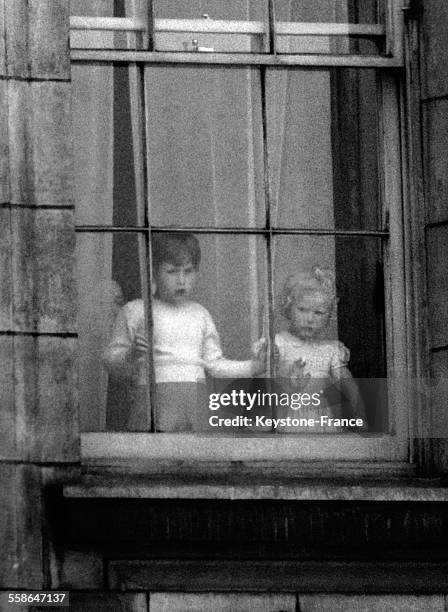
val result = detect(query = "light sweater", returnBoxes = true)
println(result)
[104,298,255,384]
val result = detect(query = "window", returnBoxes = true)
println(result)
[70,0,403,60]
[72,1,411,469]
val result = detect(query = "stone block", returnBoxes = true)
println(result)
[423,100,448,224]
[0,208,12,330]
[0,464,44,588]
[8,208,76,334]
[426,225,448,348]
[422,0,448,99]
[0,336,15,459]
[149,593,295,612]
[4,0,70,80]
[0,80,9,202]
[8,80,73,208]
[14,336,78,463]
[64,592,147,612]
[430,350,448,442]
[299,594,445,612]
[0,0,5,76]
[51,549,104,590]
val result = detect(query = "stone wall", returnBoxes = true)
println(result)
[0,0,79,589]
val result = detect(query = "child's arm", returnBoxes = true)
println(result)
[103,302,146,380]
[202,312,266,377]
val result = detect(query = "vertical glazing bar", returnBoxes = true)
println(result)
[385,0,404,61]
[260,65,277,431]
[246,68,261,345]
[142,65,158,431]
[267,0,277,55]
[129,64,146,229]
[403,8,428,461]
[130,62,157,431]
[127,0,150,50]
[381,72,408,453]
[146,0,155,51]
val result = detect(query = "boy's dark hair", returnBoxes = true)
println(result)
[151,232,201,270]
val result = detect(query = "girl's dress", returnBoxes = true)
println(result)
[274,330,351,433]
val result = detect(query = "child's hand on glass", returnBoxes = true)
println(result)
[112,332,147,381]
[290,358,311,389]
[251,338,268,375]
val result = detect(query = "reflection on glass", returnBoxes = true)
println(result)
[77,232,149,432]
[274,0,384,55]
[273,235,387,432]
[267,68,381,230]
[145,66,265,228]
[72,64,143,227]
[153,0,269,53]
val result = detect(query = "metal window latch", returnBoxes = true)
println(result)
[189,14,214,52]
[191,38,214,52]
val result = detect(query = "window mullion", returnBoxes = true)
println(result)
[267,0,277,56]
[128,62,157,431]
[146,0,155,51]
[260,65,276,410]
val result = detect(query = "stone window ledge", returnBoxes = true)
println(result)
[64,476,448,501]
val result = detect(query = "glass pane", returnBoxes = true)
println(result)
[193,234,266,359]
[273,235,387,433]
[150,233,267,433]
[77,232,150,432]
[154,0,269,53]
[72,64,145,227]
[78,232,267,433]
[145,66,265,228]
[267,68,382,231]
[274,0,385,55]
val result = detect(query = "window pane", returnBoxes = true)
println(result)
[77,232,150,432]
[145,66,265,228]
[273,235,387,432]
[274,0,385,55]
[193,234,266,359]
[267,68,382,231]
[72,64,145,227]
[78,232,267,433]
[154,0,269,53]
[151,233,267,433]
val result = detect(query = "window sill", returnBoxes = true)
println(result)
[80,432,410,471]
[64,475,448,502]
[71,434,448,502]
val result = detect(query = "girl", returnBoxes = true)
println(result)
[275,267,366,432]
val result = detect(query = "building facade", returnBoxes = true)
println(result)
[1,0,448,610]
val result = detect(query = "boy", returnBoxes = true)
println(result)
[104,232,266,431]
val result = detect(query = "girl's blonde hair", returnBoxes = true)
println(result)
[280,267,337,318]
